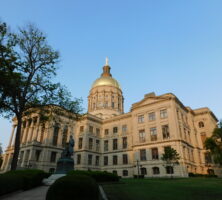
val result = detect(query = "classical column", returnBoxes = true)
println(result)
[37,123,43,143]
[21,121,28,144]
[0,154,6,170]
[27,119,34,142]
[57,125,63,147]
[23,120,31,143]
[32,117,40,141]
[8,125,16,147]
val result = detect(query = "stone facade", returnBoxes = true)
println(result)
[1,61,221,177]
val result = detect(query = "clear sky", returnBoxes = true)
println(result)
[0,0,222,151]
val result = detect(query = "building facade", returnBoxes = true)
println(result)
[1,60,221,177]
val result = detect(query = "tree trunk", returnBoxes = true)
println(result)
[10,115,22,171]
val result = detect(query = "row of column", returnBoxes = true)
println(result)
[8,116,47,147]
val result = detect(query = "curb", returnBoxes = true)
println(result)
[99,185,108,200]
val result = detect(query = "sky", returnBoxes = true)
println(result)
[0,0,222,151]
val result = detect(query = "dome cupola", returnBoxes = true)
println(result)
[88,58,124,119]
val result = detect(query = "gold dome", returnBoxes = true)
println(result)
[92,76,121,90]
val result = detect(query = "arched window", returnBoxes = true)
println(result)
[199,121,204,128]
[123,170,128,177]
[166,166,174,174]
[152,167,160,175]
[141,167,147,175]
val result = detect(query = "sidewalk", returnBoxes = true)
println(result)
[1,186,49,200]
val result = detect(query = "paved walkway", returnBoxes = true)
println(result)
[1,186,49,200]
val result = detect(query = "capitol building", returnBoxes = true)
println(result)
[1,60,221,177]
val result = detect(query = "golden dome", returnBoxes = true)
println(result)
[92,76,121,90]
[91,58,121,90]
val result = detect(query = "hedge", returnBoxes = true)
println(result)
[67,170,120,182]
[46,174,99,200]
[0,169,49,196]
[188,173,218,178]
[0,173,23,196]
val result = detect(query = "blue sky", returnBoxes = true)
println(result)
[0,0,222,151]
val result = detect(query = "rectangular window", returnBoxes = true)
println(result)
[148,112,156,121]
[80,126,84,133]
[89,138,93,150]
[113,155,118,165]
[96,128,100,136]
[95,156,100,166]
[122,125,127,133]
[150,127,157,141]
[162,125,170,139]
[113,127,118,134]
[123,154,128,164]
[89,125,94,134]
[77,154,81,164]
[160,109,168,119]
[35,150,41,161]
[151,148,159,160]
[113,139,118,150]
[50,152,57,163]
[25,150,30,161]
[140,149,146,161]
[112,102,115,108]
[139,129,146,142]
[104,140,109,152]
[104,129,109,136]
[138,115,144,123]
[104,156,108,166]
[78,138,83,149]
[88,154,92,165]
[122,137,127,149]
[96,140,100,151]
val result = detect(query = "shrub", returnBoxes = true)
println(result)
[188,173,195,177]
[133,175,144,179]
[188,173,218,178]
[0,173,23,196]
[46,174,99,200]
[5,169,48,190]
[67,170,119,182]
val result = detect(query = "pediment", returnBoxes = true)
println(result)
[131,93,174,110]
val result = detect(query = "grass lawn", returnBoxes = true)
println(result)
[102,178,222,200]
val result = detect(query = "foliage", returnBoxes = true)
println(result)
[0,173,23,196]
[188,173,218,178]
[67,170,120,182]
[205,121,222,165]
[0,21,82,170]
[5,169,49,190]
[46,174,99,200]
[0,169,48,196]
[161,147,180,165]
[161,147,180,177]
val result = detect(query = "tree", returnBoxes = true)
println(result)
[0,22,82,170]
[161,146,180,178]
[205,121,222,165]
